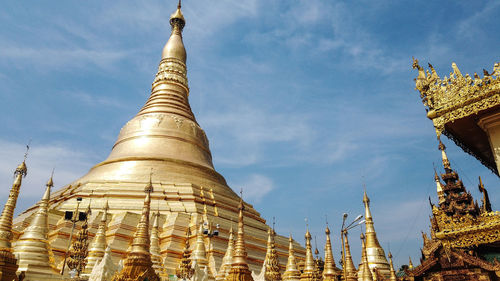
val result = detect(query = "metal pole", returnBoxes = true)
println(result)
[341,229,346,281]
[60,198,81,275]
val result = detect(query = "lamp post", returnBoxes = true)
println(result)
[340,213,365,281]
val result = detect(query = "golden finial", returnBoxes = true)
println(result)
[388,252,397,281]
[478,176,492,213]
[434,168,445,204]
[162,0,186,62]
[14,174,59,277]
[408,257,414,270]
[438,137,451,170]
[283,234,300,281]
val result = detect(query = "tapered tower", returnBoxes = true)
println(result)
[362,191,390,277]
[225,197,253,281]
[0,161,27,281]
[112,180,159,281]
[14,176,59,279]
[84,200,109,275]
[342,231,357,281]
[14,1,304,272]
[322,226,340,281]
[282,235,300,281]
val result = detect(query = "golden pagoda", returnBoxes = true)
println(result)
[13,1,303,274]
[264,228,281,281]
[84,200,109,275]
[342,231,357,281]
[322,226,341,281]
[282,235,300,281]
[176,228,195,281]
[299,229,320,281]
[357,234,373,281]
[224,197,253,281]
[13,176,60,280]
[412,59,500,174]
[387,252,396,281]
[0,161,27,281]
[362,191,390,278]
[112,179,159,281]
[216,227,235,281]
[150,212,166,278]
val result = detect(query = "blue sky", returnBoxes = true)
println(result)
[1,0,499,269]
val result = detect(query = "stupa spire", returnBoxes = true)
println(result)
[434,170,445,205]
[387,252,397,281]
[362,190,390,277]
[263,227,281,281]
[150,212,164,276]
[438,138,451,171]
[225,194,253,281]
[358,234,373,281]
[0,160,27,281]
[435,139,478,217]
[216,227,235,281]
[0,161,27,251]
[112,178,159,281]
[282,234,300,281]
[176,228,195,280]
[342,231,357,281]
[192,222,209,267]
[300,227,319,281]
[323,225,340,281]
[15,175,59,277]
[85,200,109,274]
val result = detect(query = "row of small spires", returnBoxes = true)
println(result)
[0,136,467,280]
[0,158,403,281]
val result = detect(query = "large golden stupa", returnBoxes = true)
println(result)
[13,2,303,276]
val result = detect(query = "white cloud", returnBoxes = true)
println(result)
[230,174,274,203]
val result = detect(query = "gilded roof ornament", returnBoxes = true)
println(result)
[412,58,500,135]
